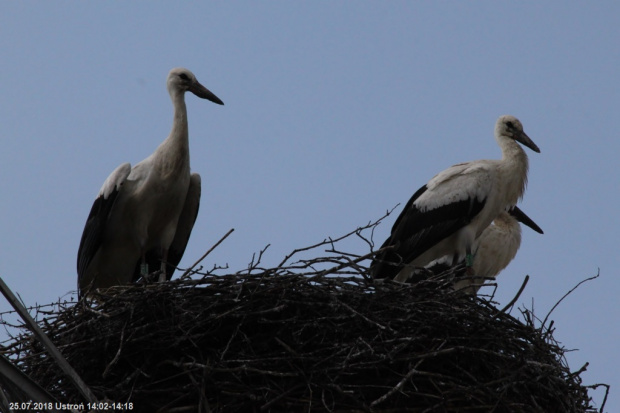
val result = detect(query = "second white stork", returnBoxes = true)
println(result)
[370,115,540,281]
[77,67,224,296]
[420,206,543,293]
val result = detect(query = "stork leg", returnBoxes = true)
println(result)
[451,253,460,266]
[158,249,168,282]
[140,252,149,277]
[465,245,475,276]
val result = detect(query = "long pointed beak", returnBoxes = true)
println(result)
[509,206,544,234]
[515,131,540,153]
[190,81,224,105]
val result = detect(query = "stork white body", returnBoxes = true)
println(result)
[424,206,543,293]
[371,115,540,281]
[77,68,224,295]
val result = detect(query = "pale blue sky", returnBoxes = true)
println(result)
[0,2,617,409]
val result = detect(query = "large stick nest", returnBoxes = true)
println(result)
[1,221,606,412]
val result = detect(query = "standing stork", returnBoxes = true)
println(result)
[77,67,224,295]
[421,206,543,293]
[370,115,540,281]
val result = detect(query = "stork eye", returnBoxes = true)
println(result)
[179,73,190,80]
[506,121,514,129]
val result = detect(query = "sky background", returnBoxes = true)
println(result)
[0,2,617,410]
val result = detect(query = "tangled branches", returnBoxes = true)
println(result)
[0,217,607,412]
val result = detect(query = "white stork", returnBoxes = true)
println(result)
[421,206,543,293]
[77,67,223,295]
[370,115,540,281]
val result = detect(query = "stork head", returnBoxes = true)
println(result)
[495,115,540,153]
[167,67,224,105]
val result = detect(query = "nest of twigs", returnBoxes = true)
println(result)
[0,220,607,412]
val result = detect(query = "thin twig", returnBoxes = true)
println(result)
[277,211,394,268]
[498,275,530,314]
[308,245,393,281]
[103,321,127,378]
[371,357,425,407]
[181,228,235,279]
[541,270,600,329]
[586,383,610,413]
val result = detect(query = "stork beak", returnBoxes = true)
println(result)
[514,131,540,153]
[508,206,544,234]
[190,82,224,105]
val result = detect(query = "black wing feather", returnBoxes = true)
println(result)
[371,184,485,279]
[76,189,122,284]
[164,196,200,279]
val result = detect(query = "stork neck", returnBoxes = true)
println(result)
[153,89,191,177]
[498,138,529,205]
[169,90,189,147]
